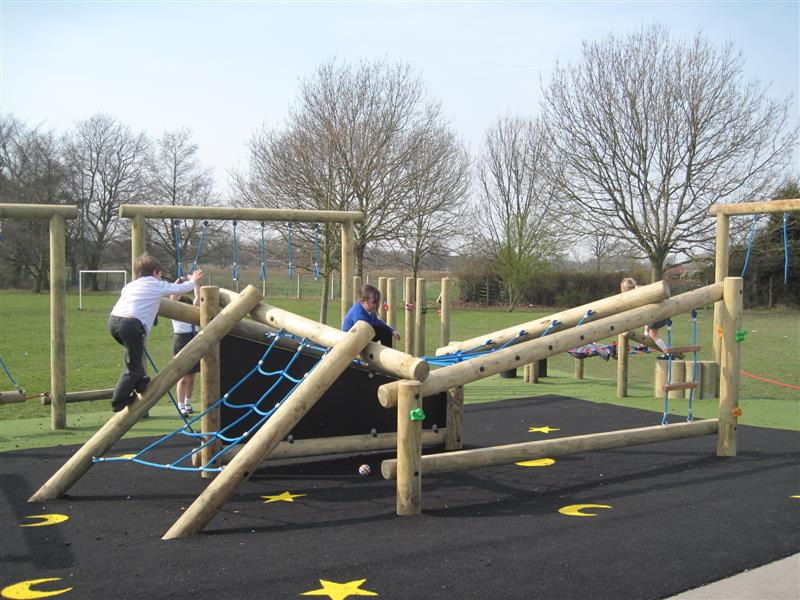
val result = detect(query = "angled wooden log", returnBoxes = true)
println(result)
[436,280,670,356]
[28,285,264,502]
[162,320,375,539]
[215,288,429,382]
[379,283,723,408]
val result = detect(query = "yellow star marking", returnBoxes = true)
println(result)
[301,579,377,600]
[261,491,307,503]
[558,503,612,517]
[528,426,560,433]
[1,578,73,599]
[515,458,556,467]
[20,514,69,527]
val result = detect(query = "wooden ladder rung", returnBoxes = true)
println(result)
[666,345,701,355]
[664,382,699,392]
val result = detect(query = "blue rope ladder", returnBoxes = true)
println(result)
[660,312,699,425]
[94,331,328,473]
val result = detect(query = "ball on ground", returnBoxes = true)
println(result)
[358,464,371,477]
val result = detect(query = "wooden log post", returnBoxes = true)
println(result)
[28,286,264,503]
[654,360,668,397]
[200,286,221,478]
[386,277,397,331]
[616,333,629,398]
[49,214,67,430]
[573,357,584,380]
[352,276,362,306]
[414,278,426,357]
[404,277,415,357]
[699,360,720,399]
[382,420,719,479]
[341,220,355,325]
[668,361,687,400]
[162,320,376,539]
[380,283,724,408]
[213,289,429,381]
[396,381,423,516]
[440,277,451,348]
[717,277,743,457]
[378,276,388,321]
[445,385,464,450]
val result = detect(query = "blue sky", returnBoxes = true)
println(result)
[2,1,798,192]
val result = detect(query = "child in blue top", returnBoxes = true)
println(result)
[342,284,400,347]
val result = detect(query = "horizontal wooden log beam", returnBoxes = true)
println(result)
[709,199,800,215]
[216,289,429,381]
[666,346,701,355]
[664,382,699,392]
[119,204,364,223]
[218,429,447,463]
[0,390,26,404]
[40,389,115,405]
[0,204,78,219]
[379,283,724,408]
[437,281,670,356]
[381,419,719,479]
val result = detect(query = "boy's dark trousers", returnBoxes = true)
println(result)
[108,315,148,410]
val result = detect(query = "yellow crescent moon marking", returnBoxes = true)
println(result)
[558,503,612,517]
[1,578,73,599]
[792,495,800,499]
[20,514,69,528]
[515,458,556,467]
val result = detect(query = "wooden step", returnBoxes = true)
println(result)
[665,345,701,355]
[664,382,699,392]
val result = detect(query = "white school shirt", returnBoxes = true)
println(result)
[172,319,196,334]
[110,276,195,335]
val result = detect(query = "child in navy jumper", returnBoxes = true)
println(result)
[342,284,400,347]
[108,255,203,412]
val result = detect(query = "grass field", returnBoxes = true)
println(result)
[1,288,798,452]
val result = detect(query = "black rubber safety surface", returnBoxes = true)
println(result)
[2,395,798,600]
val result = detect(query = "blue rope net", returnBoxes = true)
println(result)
[93,331,327,473]
[0,356,24,392]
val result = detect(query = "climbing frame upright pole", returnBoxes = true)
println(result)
[341,219,355,324]
[200,286,221,477]
[712,213,729,364]
[396,380,423,516]
[49,214,67,430]
[717,277,743,457]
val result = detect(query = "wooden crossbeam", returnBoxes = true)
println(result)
[666,345,702,355]
[664,382,699,392]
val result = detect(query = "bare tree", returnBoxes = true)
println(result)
[397,127,471,278]
[62,114,150,287]
[542,25,797,281]
[233,58,453,321]
[0,116,69,291]
[477,115,567,310]
[146,128,218,277]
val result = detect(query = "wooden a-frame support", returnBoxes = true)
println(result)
[162,320,376,539]
[28,286,264,503]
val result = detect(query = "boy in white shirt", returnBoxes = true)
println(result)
[108,255,203,412]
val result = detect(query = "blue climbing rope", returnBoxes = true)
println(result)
[94,331,328,473]
[142,347,194,431]
[189,220,208,273]
[0,356,24,392]
[259,221,267,283]
[577,309,595,326]
[661,319,674,426]
[287,223,294,279]
[313,223,321,280]
[231,220,239,282]
[686,310,698,423]
[783,213,790,284]
[741,214,759,277]
[174,220,184,278]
